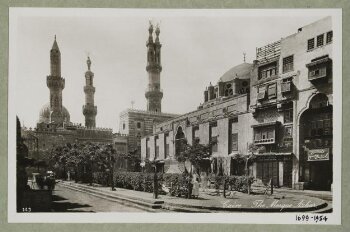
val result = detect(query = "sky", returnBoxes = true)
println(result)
[10,8,329,132]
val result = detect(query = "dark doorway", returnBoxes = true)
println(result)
[230,158,245,176]
[299,93,333,191]
[175,126,186,157]
[257,161,279,187]
[308,161,332,190]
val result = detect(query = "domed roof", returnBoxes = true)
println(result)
[39,103,70,124]
[218,62,253,82]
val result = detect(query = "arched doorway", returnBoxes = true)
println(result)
[299,93,333,191]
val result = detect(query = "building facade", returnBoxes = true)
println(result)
[141,62,254,176]
[141,17,333,191]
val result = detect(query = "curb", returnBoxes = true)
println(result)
[57,182,163,212]
[58,181,330,213]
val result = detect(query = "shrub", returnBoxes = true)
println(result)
[212,175,254,193]
[112,171,163,193]
[163,173,190,197]
[94,171,252,195]
[92,172,109,186]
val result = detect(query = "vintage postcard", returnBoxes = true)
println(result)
[8,8,342,224]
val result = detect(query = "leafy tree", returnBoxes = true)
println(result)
[176,138,215,174]
[229,143,259,194]
[99,144,116,189]
[16,116,31,211]
[49,142,118,189]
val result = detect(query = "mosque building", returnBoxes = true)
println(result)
[22,37,113,161]
[141,17,333,191]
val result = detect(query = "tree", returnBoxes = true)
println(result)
[99,144,116,190]
[49,142,118,189]
[177,138,214,174]
[230,143,259,194]
[16,116,30,211]
[175,139,216,199]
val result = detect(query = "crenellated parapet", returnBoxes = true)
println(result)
[76,126,113,140]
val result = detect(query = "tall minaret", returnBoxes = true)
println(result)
[82,56,97,128]
[47,36,65,124]
[145,22,163,112]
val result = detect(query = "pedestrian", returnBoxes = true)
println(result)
[192,178,200,199]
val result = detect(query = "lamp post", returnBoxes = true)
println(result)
[153,162,158,199]
[107,147,116,191]
[110,154,116,191]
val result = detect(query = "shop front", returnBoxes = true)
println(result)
[299,93,333,191]
[254,154,293,188]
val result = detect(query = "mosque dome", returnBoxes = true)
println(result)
[38,103,70,124]
[218,62,253,82]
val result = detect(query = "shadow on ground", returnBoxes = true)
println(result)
[51,192,94,212]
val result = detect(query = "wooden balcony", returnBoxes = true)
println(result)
[281,81,292,93]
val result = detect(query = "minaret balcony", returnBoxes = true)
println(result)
[146,63,162,72]
[145,89,163,99]
[83,105,97,116]
[146,87,163,93]
[84,86,96,94]
[47,76,65,89]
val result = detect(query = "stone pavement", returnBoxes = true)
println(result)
[58,181,330,213]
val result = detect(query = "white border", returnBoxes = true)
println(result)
[8,8,342,224]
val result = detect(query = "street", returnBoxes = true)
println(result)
[52,184,147,212]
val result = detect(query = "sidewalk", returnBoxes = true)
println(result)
[272,188,332,201]
[58,181,330,212]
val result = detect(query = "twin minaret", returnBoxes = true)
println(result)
[83,56,97,128]
[48,22,161,127]
[47,36,65,125]
[145,22,163,113]
[47,37,97,128]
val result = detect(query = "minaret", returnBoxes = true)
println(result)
[145,22,163,112]
[47,36,65,125]
[82,56,97,128]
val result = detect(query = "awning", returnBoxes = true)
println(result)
[255,152,292,160]
[256,152,292,156]
[251,121,280,128]
[306,57,331,68]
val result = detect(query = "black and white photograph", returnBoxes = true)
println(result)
[8,8,342,224]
